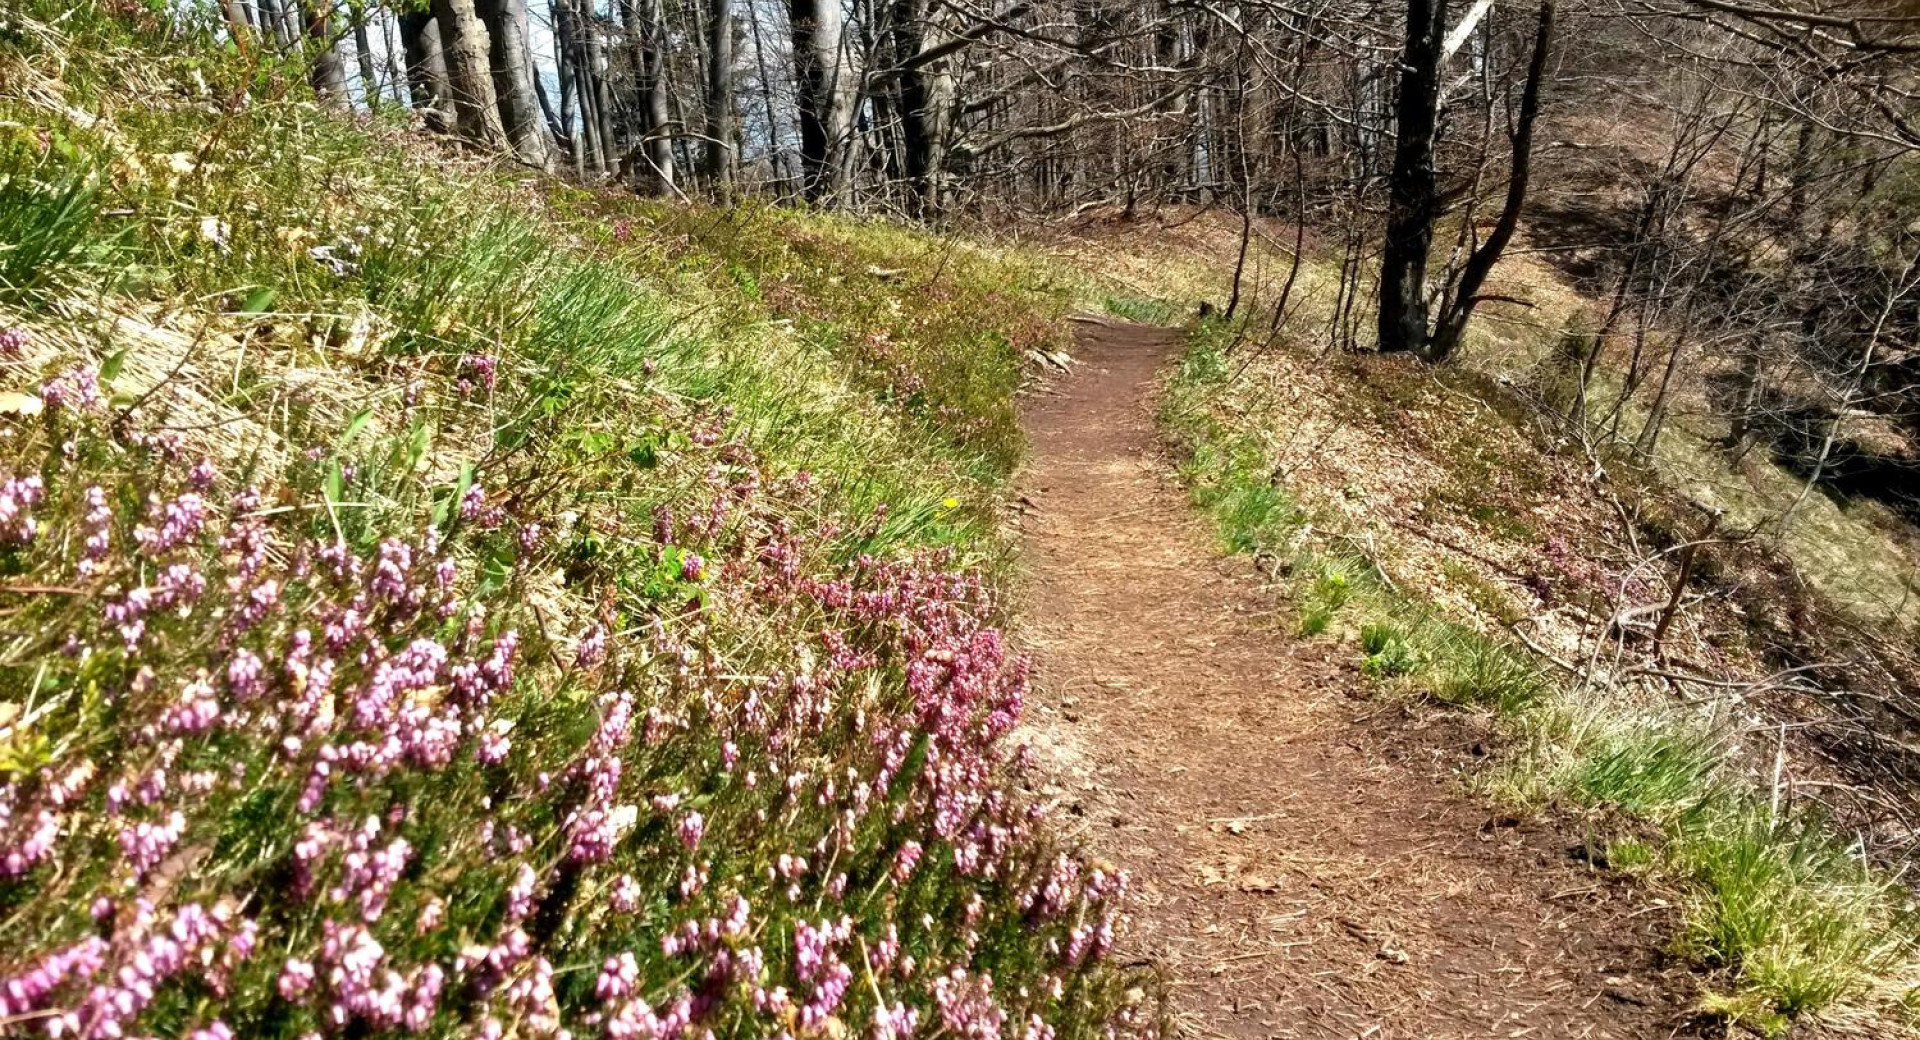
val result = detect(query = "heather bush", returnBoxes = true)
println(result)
[0,374,1147,1040]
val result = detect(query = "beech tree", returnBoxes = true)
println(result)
[476,0,552,169]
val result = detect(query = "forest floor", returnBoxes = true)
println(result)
[1016,318,1705,1039]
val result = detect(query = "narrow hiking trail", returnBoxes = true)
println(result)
[1016,320,1700,1040]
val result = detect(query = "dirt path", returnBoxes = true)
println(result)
[1016,319,1699,1040]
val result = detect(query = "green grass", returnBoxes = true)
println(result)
[1101,294,1178,324]
[1359,621,1421,678]
[0,147,110,306]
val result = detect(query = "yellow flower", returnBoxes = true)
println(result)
[942,497,959,509]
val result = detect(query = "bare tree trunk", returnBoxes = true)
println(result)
[222,0,253,44]
[624,0,676,193]
[788,0,856,203]
[351,5,381,109]
[432,0,510,150]
[258,0,294,49]
[301,0,350,103]
[476,0,555,168]
[588,6,618,174]
[705,0,735,188]
[1377,0,1445,354]
[398,10,455,132]
[1427,0,1557,362]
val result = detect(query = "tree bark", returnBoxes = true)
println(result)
[1427,0,1557,362]
[431,0,510,150]
[398,10,455,132]
[476,0,555,168]
[222,0,253,44]
[890,0,957,216]
[623,0,677,193]
[301,0,350,103]
[788,0,857,203]
[1376,0,1446,354]
[705,0,735,187]
[351,5,381,108]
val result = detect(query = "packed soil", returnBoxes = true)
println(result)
[1014,319,1705,1040]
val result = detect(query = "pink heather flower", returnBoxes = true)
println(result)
[458,483,487,522]
[278,957,316,999]
[162,677,221,734]
[892,841,923,883]
[680,552,705,582]
[610,874,642,914]
[875,1002,921,1040]
[406,963,444,1032]
[119,810,187,874]
[722,895,750,939]
[573,624,607,669]
[417,898,445,936]
[0,937,106,1019]
[596,952,639,1001]
[0,475,44,544]
[458,354,498,394]
[134,491,209,554]
[188,458,220,490]
[505,862,539,920]
[676,811,704,851]
[678,863,707,899]
[0,327,26,358]
[785,916,856,1029]
[1,809,59,876]
[371,538,418,606]
[933,969,1006,1040]
[565,803,637,863]
[41,364,101,411]
[154,561,208,612]
[79,485,111,574]
[476,726,512,764]
[105,586,153,646]
[227,649,266,699]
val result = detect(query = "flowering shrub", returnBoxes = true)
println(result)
[0,344,1158,1039]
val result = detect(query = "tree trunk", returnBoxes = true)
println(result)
[788,0,856,203]
[222,0,253,44]
[431,0,510,150]
[705,0,735,187]
[623,0,676,193]
[476,0,554,168]
[352,6,381,108]
[1427,0,1556,362]
[301,0,350,103]
[1376,0,1445,354]
[258,0,293,49]
[588,6,618,174]
[398,10,455,132]
[890,0,958,216]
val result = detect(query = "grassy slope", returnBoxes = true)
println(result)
[0,6,1161,1040]
[1060,209,1920,1034]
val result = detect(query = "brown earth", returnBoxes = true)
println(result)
[1015,318,1706,1040]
